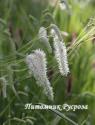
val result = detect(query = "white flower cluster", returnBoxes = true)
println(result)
[50,24,70,76]
[26,49,54,101]
[59,0,67,10]
[0,77,7,98]
[38,27,52,53]
[53,37,69,76]
[26,24,70,100]
[50,24,63,41]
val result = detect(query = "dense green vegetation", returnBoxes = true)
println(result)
[0,0,95,125]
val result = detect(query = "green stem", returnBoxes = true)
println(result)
[50,109,78,125]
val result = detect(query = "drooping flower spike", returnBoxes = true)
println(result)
[50,24,63,41]
[53,36,70,76]
[26,49,54,100]
[50,24,70,76]
[38,27,52,53]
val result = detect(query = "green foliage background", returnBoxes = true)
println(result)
[0,0,95,125]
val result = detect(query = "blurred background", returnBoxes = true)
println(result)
[0,0,95,125]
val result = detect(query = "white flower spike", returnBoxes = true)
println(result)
[38,27,52,53]
[50,24,70,76]
[50,24,63,41]
[59,0,67,10]
[26,49,54,100]
[53,37,70,76]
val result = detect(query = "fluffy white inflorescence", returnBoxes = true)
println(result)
[0,77,7,98]
[53,37,69,76]
[50,24,63,41]
[50,24,70,76]
[59,0,67,10]
[38,27,52,53]
[26,49,54,100]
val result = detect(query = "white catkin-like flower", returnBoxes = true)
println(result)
[53,37,69,76]
[50,24,63,41]
[0,77,7,98]
[26,49,54,100]
[38,27,52,53]
[50,24,70,76]
[59,0,66,10]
